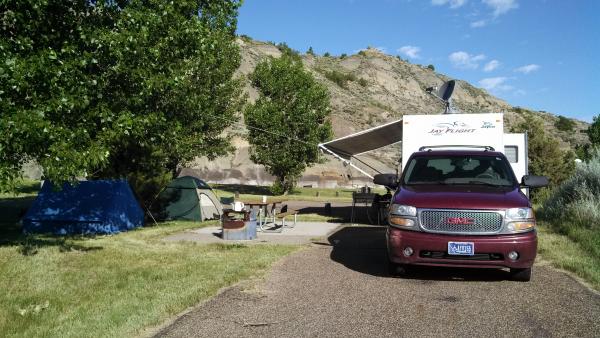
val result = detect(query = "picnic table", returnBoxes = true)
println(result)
[237,199,287,232]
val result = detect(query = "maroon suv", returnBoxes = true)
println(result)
[375,150,548,281]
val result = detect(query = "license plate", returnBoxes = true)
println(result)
[448,242,474,256]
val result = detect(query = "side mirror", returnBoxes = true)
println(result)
[373,173,399,190]
[521,175,549,188]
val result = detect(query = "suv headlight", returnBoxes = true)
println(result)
[389,204,417,229]
[506,207,534,220]
[390,204,417,217]
[505,207,535,233]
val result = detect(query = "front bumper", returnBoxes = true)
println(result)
[387,227,537,269]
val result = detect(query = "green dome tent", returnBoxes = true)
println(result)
[154,176,222,221]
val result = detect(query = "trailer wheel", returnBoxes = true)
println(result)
[510,267,532,282]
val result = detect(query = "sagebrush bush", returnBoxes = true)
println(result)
[555,115,576,132]
[323,70,357,89]
[542,149,600,230]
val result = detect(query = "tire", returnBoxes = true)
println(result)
[510,267,532,282]
[388,259,410,277]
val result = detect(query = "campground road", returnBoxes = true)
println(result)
[156,226,600,337]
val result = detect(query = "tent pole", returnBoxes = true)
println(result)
[319,145,374,179]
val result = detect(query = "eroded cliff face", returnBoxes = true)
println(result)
[186,38,588,188]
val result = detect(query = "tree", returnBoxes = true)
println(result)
[245,55,332,194]
[306,46,315,55]
[512,115,575,200]
[0,0,244,196]
[427,64,435,71]
[586,114,600,146]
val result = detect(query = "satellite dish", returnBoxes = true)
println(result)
[427,80,456,114]
[437,80,455,102]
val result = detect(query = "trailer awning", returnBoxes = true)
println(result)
[319,119,403,159]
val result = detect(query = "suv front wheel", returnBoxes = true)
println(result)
[388,258,411,277]
[510,267,532,282]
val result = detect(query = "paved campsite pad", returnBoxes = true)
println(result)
[163,222,343,245]
[157,225,600,337]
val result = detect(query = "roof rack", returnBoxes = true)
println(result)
[418,145,495,152]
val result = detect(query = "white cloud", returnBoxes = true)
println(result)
[514,89,527,96]
[479,77,513,91]
[515,64,540,74]
[398,45,421,59]
[431,0,467,9]
[448,51,486,69]
[483,59,500,72]
[470,20,487,28]
[483,0,519,17]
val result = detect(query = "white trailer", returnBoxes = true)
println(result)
[401,113,528,183]
[319,112,528,187]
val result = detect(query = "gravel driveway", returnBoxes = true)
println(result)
[156,225,600,337]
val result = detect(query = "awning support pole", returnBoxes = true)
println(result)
[318,144,374,179]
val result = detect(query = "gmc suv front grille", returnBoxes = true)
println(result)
[419,210,503,234]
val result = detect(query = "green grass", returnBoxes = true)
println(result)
[537,223,600,291]
[0,182,299,337]
[213,184,384,203]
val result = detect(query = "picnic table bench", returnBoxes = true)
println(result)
[274,208,299,228]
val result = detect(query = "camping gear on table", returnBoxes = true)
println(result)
[153,176,222,222]
[23,180,144,235]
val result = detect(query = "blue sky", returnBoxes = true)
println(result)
[237,0,599,122]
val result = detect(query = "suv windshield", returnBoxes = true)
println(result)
[403,154,517,187]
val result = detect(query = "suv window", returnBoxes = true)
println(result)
[403,154,517,187]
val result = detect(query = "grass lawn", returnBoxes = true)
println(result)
[212,184,386,203]
[0,182,299,337]
[537,223,600,291]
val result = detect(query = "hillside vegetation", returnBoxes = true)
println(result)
[178,38,591,187]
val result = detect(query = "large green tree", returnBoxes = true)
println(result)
[512,114,575,200]
[245,54,332,194]
[586,114,600,146]
[0,0,244,195]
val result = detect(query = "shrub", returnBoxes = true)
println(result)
[358,78,368,87]
[276,42,300,59]
[340,53,347,59]
[306,46,315,55]
[555,115,576,132]
[323,70,357,89]
[358,50,366,56]
[323,52,331,57]
[542,148,600,230]
[427,64,435,71]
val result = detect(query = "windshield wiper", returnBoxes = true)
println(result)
[406,180,448,185]
[467,180,508,187]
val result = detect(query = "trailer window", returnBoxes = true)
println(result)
[504,146,518,163]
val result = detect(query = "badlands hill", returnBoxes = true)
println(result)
[189,38,588,188]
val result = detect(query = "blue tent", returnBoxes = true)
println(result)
[23,180,144,235]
